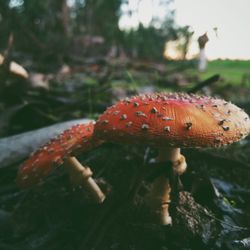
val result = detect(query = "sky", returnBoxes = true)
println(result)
[119,0,171,29]
[119,0,250,60]
[174,0,250,60]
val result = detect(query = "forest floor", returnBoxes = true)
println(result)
[0,57,250,250]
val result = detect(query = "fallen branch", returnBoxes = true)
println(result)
[0,118,93,168]
[188,74,220,94]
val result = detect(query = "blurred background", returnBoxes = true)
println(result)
[1,0,250,136]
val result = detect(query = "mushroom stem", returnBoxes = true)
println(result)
[158,147,187,175]
[145,175,172,225]
[64,156,105,203]
[158,147,181,162]
[148,147,187,225]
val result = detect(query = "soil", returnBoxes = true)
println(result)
[0,142,250,250]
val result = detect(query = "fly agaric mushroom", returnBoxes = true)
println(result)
[94,92,250,224]
[17,123,105,203]
[17,92,250,224]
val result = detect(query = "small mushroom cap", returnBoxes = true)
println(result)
[17,123,101,188]
[95,93,250,148]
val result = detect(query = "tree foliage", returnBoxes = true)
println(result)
[0,0,180,62]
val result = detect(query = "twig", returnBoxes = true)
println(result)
[188,74,220,94]
[3,33,14,59]
[204,210,250,231]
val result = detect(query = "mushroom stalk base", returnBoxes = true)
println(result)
[149,147,187,225]
[65,156,105,203]
[145,176,172,225]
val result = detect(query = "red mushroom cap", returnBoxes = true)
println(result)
[17,122,102,188]
[95,93,250,148]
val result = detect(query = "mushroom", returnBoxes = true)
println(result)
[0,53,29,79]
[94,92,250,224]
[16,92,250,224]
[17,123,105,203]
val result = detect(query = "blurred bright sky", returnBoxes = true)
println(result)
[175,0,250,60]
[119,0,171,28]
[119,0,250,60]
